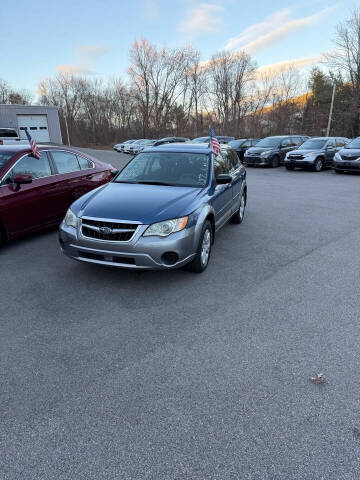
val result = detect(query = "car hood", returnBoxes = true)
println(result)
[340,148,360,156]
[246,146,275,154]
[77,182,204,224]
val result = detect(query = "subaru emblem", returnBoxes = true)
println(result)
[99,226,112,235]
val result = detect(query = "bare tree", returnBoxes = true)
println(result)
[326,7,360,136]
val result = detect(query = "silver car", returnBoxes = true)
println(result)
[59,143,247,273]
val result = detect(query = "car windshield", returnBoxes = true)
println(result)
[255,137,282,148]
[300,139,327,149]
[345,138,360,149]
[229,139,246,148]
[191,137,209,143]
[0,152,15,171]
[115,151,210,187]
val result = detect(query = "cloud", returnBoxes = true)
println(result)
[254,55,324,80]
[56,44,108,75]
[56,64,91,75]
[224,7,334,53]
[179,3,224,35]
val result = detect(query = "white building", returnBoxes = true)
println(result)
[0,104,62,144]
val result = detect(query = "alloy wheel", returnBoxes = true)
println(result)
[200,229,211,267]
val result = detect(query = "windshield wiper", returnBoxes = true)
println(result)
[114,180,140,184]
[136,180,173,186]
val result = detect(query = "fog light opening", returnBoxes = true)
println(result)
[162,252,179,265]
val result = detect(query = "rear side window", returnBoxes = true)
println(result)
[11,152,52,179]
[52,151,80,174]
[77,155,92,169]
[0,129,18,138]
[291,137,302,146]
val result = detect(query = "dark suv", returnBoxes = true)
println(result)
[244,135,308,167]
[229,138,259,161]
[333,137,360,173]
[284,137,349,171]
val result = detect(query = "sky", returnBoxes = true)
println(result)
[0,0,355,95]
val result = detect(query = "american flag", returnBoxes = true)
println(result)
[209,126,220,155]
[24,128,41,159]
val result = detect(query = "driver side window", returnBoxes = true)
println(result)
[281,138,292,147]
[9,152,52,180]
[213,153,229,176]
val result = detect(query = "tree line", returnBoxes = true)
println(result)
[1,8,360,145]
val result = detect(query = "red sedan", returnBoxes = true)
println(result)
[0,145,117,242]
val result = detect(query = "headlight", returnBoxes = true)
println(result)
[64,208,78,228]
[143,216,188,237]
[261,151,272,157]
[304,152,315,157]
[334,152,341,161]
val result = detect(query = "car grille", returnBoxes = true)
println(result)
[81,218,138,242]
[79,251,135,264]
[288,154,304,160]
[340,155,359,161]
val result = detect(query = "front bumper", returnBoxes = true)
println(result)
[59,220,197,270]
[285,158,315,168]
[333,160,360,172]
[244,155,269,166]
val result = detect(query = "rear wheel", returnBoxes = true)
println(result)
[186,221,212,273]
[313,158,323,172]
[230,191,246,224]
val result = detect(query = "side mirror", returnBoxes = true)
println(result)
[216,174,232,184]
[110,169,119,178]
[13,174,32,191]
[327,145,335,150]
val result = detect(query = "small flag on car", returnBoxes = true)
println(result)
[24,128,41,159]
[209,126,220,155]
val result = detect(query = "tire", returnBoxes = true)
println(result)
[230,191,246,224]
[270,155,280,168]
[285,165,294,171]
[185,221,212,273]
[313,158,323,172]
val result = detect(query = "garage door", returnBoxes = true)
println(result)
[17,115,50,142]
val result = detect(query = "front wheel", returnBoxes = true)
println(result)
[230,191,246,224]
[270,156,280,168]
[186,221,212,273]
[313,158,323,172]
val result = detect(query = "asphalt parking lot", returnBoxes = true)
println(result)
[1,149,360,479]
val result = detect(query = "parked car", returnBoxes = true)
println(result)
[153,137,189,146]
[0,145,116,243]
[132,139,158,154]
[0,128,28,145]
[59,142,247,273]
[244,135,309,167]
[284,137,349,171]
[191,136,235,144]
[333,137,360,173]
[116,140,135,152]
[126,139,149,154]
[229,138,259,161]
